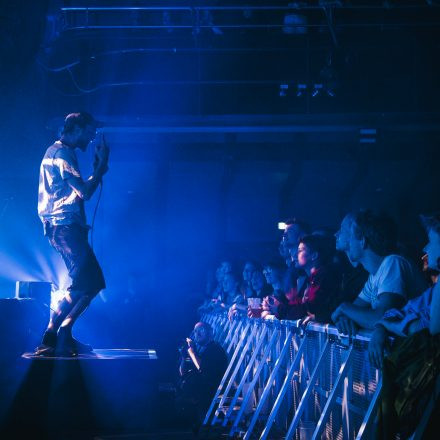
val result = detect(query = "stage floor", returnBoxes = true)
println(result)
[22,348,158,360]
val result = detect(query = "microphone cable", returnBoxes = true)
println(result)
[90,131,107,250]
[90,180,103,250]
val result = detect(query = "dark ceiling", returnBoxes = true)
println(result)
[33,1,439,118]
[0,1,439,161]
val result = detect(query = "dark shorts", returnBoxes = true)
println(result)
[46,223,106,296]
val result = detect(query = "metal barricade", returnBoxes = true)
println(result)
[201,313,381,440]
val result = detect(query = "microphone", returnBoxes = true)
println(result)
[94,132,105,168]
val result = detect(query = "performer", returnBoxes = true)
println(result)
[35,112,110,356]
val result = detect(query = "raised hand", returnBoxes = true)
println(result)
[94,133,110,176]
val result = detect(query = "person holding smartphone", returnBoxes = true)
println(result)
[35,111,110,356]
[177,322,227,432]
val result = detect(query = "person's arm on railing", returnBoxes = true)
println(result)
[334,315,358,336]
[332,297,368,335]
[368,316,408,369]
[332,293,405,330]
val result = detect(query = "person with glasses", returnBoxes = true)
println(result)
[35,111,110,356]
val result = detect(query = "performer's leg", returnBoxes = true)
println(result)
[36,224,105,355]
[59,294,92,332]
[37,290,85,354]
[58,294,95,353]
[47,292,77,332]
[55,238,105,354]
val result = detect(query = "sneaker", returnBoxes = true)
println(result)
[34,344,56,357]
[70,336,93,354]
[55,344,78,357]
[58,327,93,354]
[34,331,57,356]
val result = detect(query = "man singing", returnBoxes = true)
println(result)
[35,112,110,356]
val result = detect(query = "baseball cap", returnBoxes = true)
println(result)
[62,111,104,134]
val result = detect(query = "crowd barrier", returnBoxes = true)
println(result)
[201,313,439,439]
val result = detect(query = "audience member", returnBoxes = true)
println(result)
[262,259,286,299]
[195,211,438,438]
[368,213,440,439]
[279,219,311,266]
[230,264,267,319]
[334,214,370,302]
[198,262,228,312]
[177,321,228,431]
[222,271,242,306]
[279,219,310,299]
[198,266,223,312]
[213,261,231,300]
[422,252,439,285]
[271,234,342,322]
[211,264,226,299]
[331,210,427,334]
[260,260,289,319]
[247,270,272,318]
[241,260,257,299]
[250,269,271,299]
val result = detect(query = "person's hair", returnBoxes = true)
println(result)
[196,322,213,338]
[223,271,239,282]
[350,209,397,256]
[283,217,311,235]
[298,234,334,264]
[420,213,440,235]
[62,112,97,135]
[263,258,286,273]
[242,260,260,271]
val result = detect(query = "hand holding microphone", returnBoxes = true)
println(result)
[94,132,110,177]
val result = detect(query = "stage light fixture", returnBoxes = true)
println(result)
[296,83,307,97]
[282,14,308,35]
[311,83,323,97]
[359,128,377,144]
[15,281,51,303]
[279,84,289,97]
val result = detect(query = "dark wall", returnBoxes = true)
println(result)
[0,2,439,355]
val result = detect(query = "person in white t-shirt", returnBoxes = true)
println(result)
[331,210,427,334]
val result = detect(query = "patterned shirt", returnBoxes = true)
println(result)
[38,141,86,227]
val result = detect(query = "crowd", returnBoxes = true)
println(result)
[195,209,440,438]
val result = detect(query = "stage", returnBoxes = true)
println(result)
[1,348,162,439]
[22,348,158,361]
